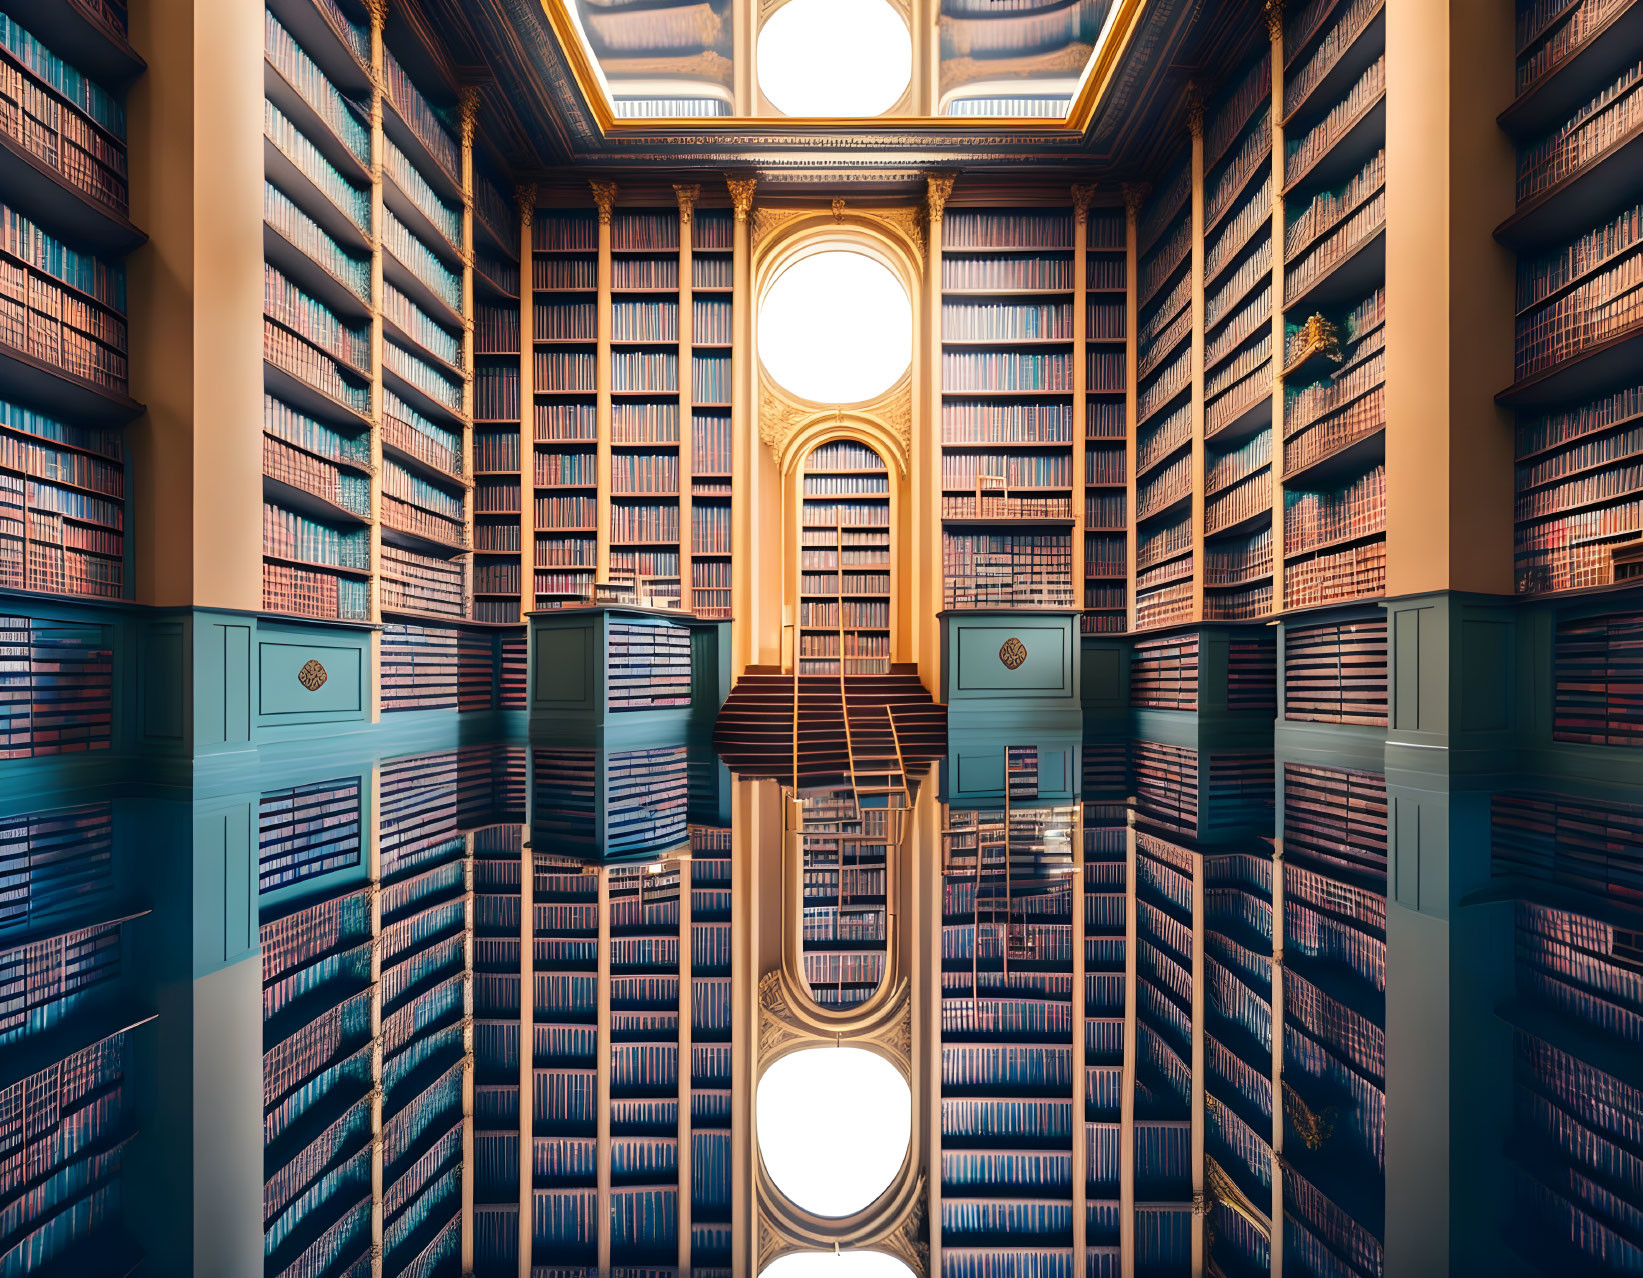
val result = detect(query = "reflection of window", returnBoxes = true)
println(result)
[756,1046,911,1216]
[762,1253,919,1277]
[759,251,911,404]
[757,0,912,117]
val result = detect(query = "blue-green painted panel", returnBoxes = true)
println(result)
[956,751,1007,795]
[948,615,1077,702]
[257,639,364,717]
[534,625,594,709]
[139,620,186,744]
[192,800,257,977]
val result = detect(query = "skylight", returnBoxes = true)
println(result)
[756,1046,911,1217]
[756,0,912,117]
[759,251,912,405]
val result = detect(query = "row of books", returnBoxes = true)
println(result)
[1205,103,1271,231]
[384,209,461,312]
[265,319,369,414]
[0,35,127,213]
[263,501,368,568]
[382,49,459,178]
[263,559,368,620]
[265,9,368,162]
[265,99,368,234]
[1207,175,1272,284]
[265,181,368,301]
[476,430,520,473]
[381,543,467,616]
[1517,60,1643,202]
[944,301,1073,342]
[1285,463,1387,556]
[384,283,461,369]
[384,339,461,413]
[383,138,460,249]
[942,256,1074,292]
[263,436,370,516]
[535,256,598,290]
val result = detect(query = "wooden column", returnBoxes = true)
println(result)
[596,866,614,1273]
[459,89,478,611]
[1072,184,1095,597]
[518,186,537,619]
[677,185,699,612]
[516,829,535,1278]
[1266,5,1288,616]
[726,176,757,672]
[366,767,385,1278]
[1188,98,1208,627]
[1119,818,1139,1278]
[592,180,617,583]
[1070,810,1088,1261]
[924,175,953,671]
[676,850,695,1270]
[1121,186,1144,634]
[366,0,387,630]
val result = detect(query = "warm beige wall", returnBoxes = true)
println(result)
[126,0,263,611]
[1385,0,1517,598]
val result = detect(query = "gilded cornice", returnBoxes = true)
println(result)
[757,368,913,476]
[674,183,700,224]
[751,206,805,251]
[925,174,955,225]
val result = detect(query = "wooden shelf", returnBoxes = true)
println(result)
[1495,120,1643,250]
[1500,0,1643,138]
[0,342,143,426]
[0,130,144,258]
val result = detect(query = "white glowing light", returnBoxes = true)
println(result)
[761,1253,919,1278]
[757,0,912,117]
[756,1046,911,1217]
[759,251,912,404]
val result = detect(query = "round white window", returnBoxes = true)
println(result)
[756,1046,911,1217]
[759,251,912,404]
[762,1253,919,1278]
[757,0,912,117]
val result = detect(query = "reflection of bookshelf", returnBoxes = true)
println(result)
[1279,0,1387,611]
[939,806,1079,1268]
[941,207,1077,612]
[1280,757,1388,1278]
[1084,821,1127,1265]
[689,827,733,1271]
[533,205,600,608]
[799,440,892,675]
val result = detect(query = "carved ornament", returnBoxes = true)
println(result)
[1121,181,1150,220]
[831,197,847,224]
[456,86,480,146]
[1071,183,1096,225]
[589,179,618,224]
[362,0,387,29]
[1265,0,1286,40]
[726,175,758,223]
[674,183,700,224]
[925,174,955,225]
[297,660,329,692]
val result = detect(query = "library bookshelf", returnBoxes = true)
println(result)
[526,182,737,623]
[0,5,144,605]
[1497,0,1643,598]
[260,0,519,645]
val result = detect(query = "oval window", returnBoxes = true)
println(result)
[759,251,911,404]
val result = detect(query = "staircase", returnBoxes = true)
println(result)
[711,665,946,788]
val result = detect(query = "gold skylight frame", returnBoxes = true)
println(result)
[538,0,1150,135]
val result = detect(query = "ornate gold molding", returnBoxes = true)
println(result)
[876,206,926,266]
[514,183,536,229]
[1265,0,1286,40]
[751,205,805,251]
[1072,183,1097,225]
[589,179,618,224]
[456,86,480,147]
[831,197,847,224]
[925,174,955,225]
[674,183,700,225]
[1283,313,1343,375]
[362,0,387,29]
[726,175,757,223]
[757,368,913,477]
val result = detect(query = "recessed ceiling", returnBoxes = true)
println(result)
[552,0,1136,126]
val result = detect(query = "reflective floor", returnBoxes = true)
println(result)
[5,718,1636,1276]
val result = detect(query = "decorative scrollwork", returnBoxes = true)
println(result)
[589,179,618,224]
[726,175,758,223]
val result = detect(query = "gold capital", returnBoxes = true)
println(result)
[1071,183,1096,224]
[362,0,387,28]
[926,173,956,224]
[1265,0,1285,40]
[589,179,618,225]
[726,175,757,222]
[457,86,480,147]
[674,183,700,225]
[514,183,536,229]
[1121,181,1149,220]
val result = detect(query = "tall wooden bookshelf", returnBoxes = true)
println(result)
[1202,50,1277,623]
[0,5,143,603]
[1496,0,1643,596]
[1134,150,1195,631]
[1278,0,1387,611]
[691,207,734,617]
[1085,200,1130,635]
[261,0,518,634]
[939,204,1079,612]
[471,157,524,623]
[799,440,892,676]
